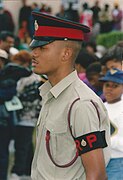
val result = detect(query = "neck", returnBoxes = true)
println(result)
[108,97,121,104]
[48,69,74,87]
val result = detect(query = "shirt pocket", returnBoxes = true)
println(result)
[45,119,75,156]
[45,120,68,134]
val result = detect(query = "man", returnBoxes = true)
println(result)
[0,2,15,33]
[0,31,14,53]
[30,11,110,180]
[91,0,101,25]
[19,0,31,34]
[100,68,123,179]
[0,31,19,60]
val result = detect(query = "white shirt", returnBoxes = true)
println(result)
[104,100,123,158]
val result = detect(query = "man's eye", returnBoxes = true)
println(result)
[30,47,35,51]
[40,46,45,50]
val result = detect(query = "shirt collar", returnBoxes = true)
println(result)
[39,70,78,99]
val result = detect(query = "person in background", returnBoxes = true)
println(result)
[0,49,31,180]
[0,2,15,33]
[29,11,110,180]
[84,62,104,101]
[99,4,113,33]
[18,20,31,45]
[91,0,101,25]
[84,41,97,55]
[79,3,93,41]
[84,40,105,58]
[40,3,49,14]
[9,50,43,180]
[112,2,122,31]
[100,68,123,180]
[0,48,13,180]
[55,4,66,19]
[80,3,93,29]
[64,2,79,22]
[0,31,19,59]
[14,36,30,51]
[90,1,101,40]
[18,0,31,37]
[75,49,99,81]
[0,31,15,57]
[101,41,123,72]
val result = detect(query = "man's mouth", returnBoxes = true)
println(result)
[32,59,38,67]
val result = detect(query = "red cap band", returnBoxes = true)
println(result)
[35,26,84,40]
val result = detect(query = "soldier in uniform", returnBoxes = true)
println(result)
[30,11,110,180]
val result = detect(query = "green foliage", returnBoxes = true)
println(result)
[96,31,123,48]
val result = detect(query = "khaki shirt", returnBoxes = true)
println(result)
[31,71,110,180]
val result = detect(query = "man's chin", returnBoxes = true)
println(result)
[32,68,40,74]
[32,68,45,75]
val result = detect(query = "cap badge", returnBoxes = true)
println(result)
[34,20,39,31]
[81,139,87,147]
[110,69,117,74]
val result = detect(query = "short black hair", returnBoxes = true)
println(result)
[75,49,99,69]
[0,31,14,41]
[101,43,123,65]
[83,3,88,10]
[84,41,97,52]
[86,62,102,80]
[86,62,102,74]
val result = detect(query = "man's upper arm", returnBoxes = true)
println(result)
[72,100,109,179]
[81,148,107,180]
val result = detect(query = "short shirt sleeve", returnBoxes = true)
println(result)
[71,100,107,155]
[73,100,100,137]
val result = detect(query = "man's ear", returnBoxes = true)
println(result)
[62,47,73,62]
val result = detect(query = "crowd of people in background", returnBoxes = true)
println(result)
[0,0,123,45]
[0,0,123,180]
